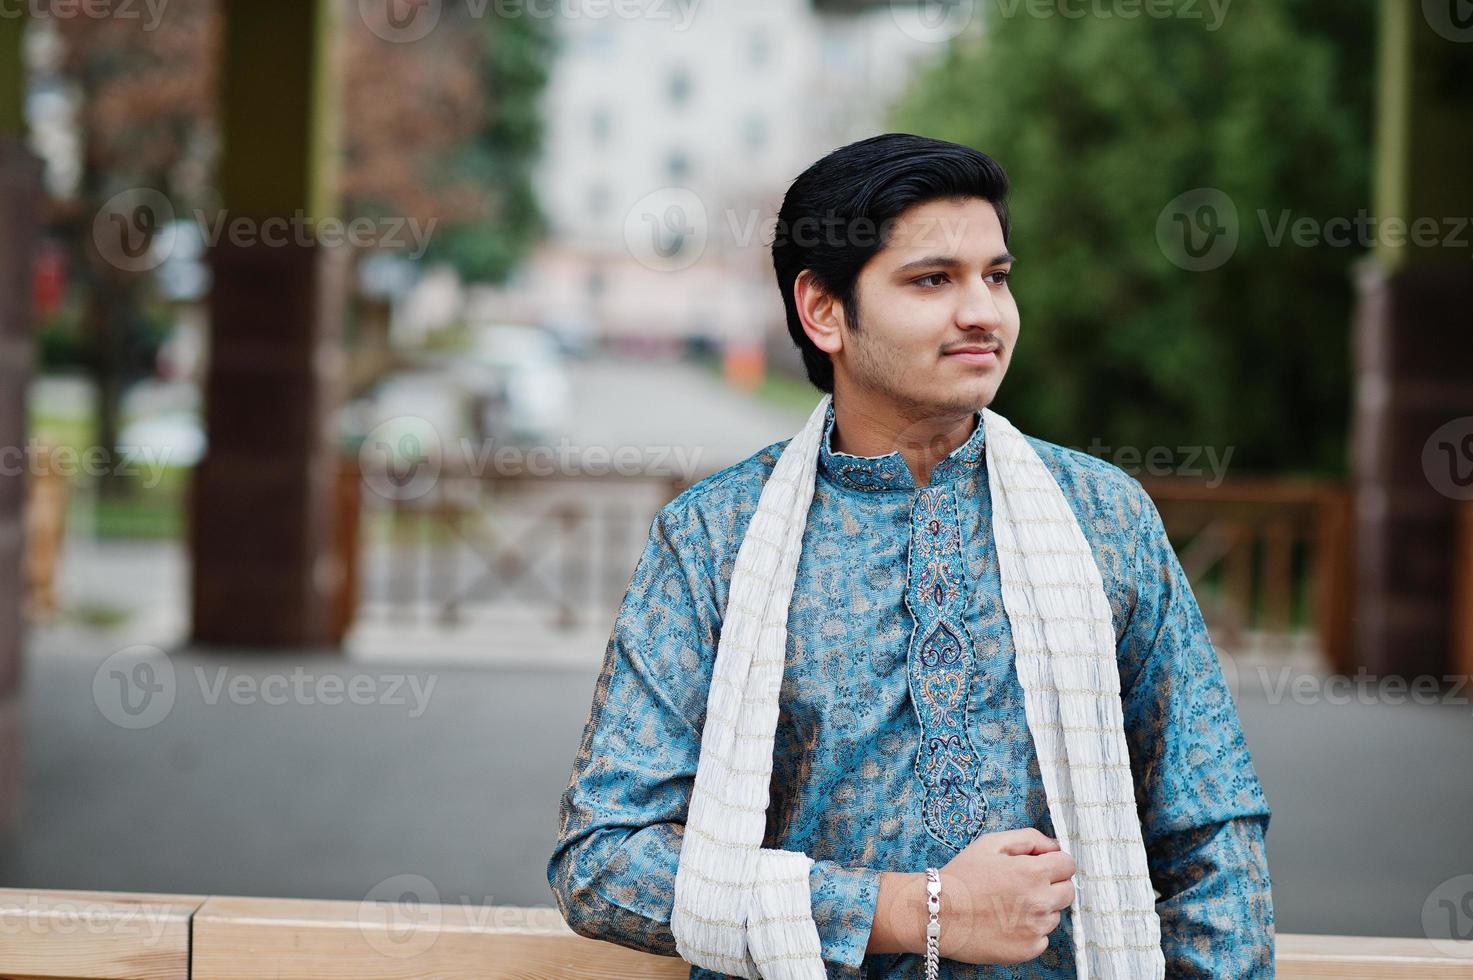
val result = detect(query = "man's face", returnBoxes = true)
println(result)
[835,196,1018,418]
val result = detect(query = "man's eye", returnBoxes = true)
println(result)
[914,273,948,287]
[986,270,1012,285]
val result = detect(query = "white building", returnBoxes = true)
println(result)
[469,0,967,350]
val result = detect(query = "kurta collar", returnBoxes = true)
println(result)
[816,401,986,492]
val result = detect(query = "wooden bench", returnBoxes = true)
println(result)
[2,888,1470,979]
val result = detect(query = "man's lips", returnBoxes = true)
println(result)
[943,346,1000,364]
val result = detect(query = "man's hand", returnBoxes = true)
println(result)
[936,827,1077,965]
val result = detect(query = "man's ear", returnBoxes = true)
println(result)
[794,270,844,357]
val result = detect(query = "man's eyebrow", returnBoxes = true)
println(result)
[892,252,1017,275]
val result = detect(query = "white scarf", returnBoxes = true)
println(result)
[670,394,1165,979]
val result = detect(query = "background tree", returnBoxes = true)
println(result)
[892,0,1375,474]
[51,0,219,498]
[45,0,551,495]
[343,0,552,282]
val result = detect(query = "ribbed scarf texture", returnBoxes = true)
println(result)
[670,395,1165,979]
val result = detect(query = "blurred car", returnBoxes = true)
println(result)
[455,323,571,445]
[538,314,595,359]
[340,369,465,459]
[119,412,206,469]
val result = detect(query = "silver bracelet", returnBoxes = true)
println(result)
[924,867,941,979]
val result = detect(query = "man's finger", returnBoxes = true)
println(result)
[995,828,1060,856]
[1035,850,1078,883]
[1044,879,1076,912]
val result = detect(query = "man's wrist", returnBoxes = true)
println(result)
[867,871,931,956]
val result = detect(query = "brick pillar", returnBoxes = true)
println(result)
[191,241,348,646]
[1350,0,1473,677]
[191,0,346,648]
[1351,264,1473,676]
[0,141,41,831]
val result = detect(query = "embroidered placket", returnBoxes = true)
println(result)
[904,485,987,851]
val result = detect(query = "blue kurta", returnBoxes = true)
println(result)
[548,403,1274,978]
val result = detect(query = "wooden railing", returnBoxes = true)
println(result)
[360,462,688,632]
[1141,477,1354,671]
[2,888,1470,979]
[363,467,1357,663]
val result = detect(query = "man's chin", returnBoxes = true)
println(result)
[900,388,998,421]
[935,377,1002,415]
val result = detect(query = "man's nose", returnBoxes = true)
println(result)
[956,276,1004,332]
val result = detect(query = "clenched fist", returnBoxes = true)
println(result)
[868,827,1078,964]
[936,827,1077,965]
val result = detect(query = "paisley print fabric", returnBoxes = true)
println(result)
[548,402,1274,978]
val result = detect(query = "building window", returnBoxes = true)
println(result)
[749,29,771,67]
[743,116,767,153]
[823,36,854,72]
[587,183,611,216]
[668,67,691,107]
[585,23,614,58]
[590,107,612,145]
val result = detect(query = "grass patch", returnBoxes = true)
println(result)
[698,354,819,415]
[69,601,133,629]
[30,414,97,452]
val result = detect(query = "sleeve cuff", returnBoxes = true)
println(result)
[808,860,882,974]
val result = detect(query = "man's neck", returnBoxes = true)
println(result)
[829,393,980,488]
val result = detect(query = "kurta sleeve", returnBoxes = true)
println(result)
[546,499,882,975]
[1115,482,1276,979]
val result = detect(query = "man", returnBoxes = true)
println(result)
[548,133,1273,977]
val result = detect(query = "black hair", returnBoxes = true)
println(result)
[770,133,1011,393]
